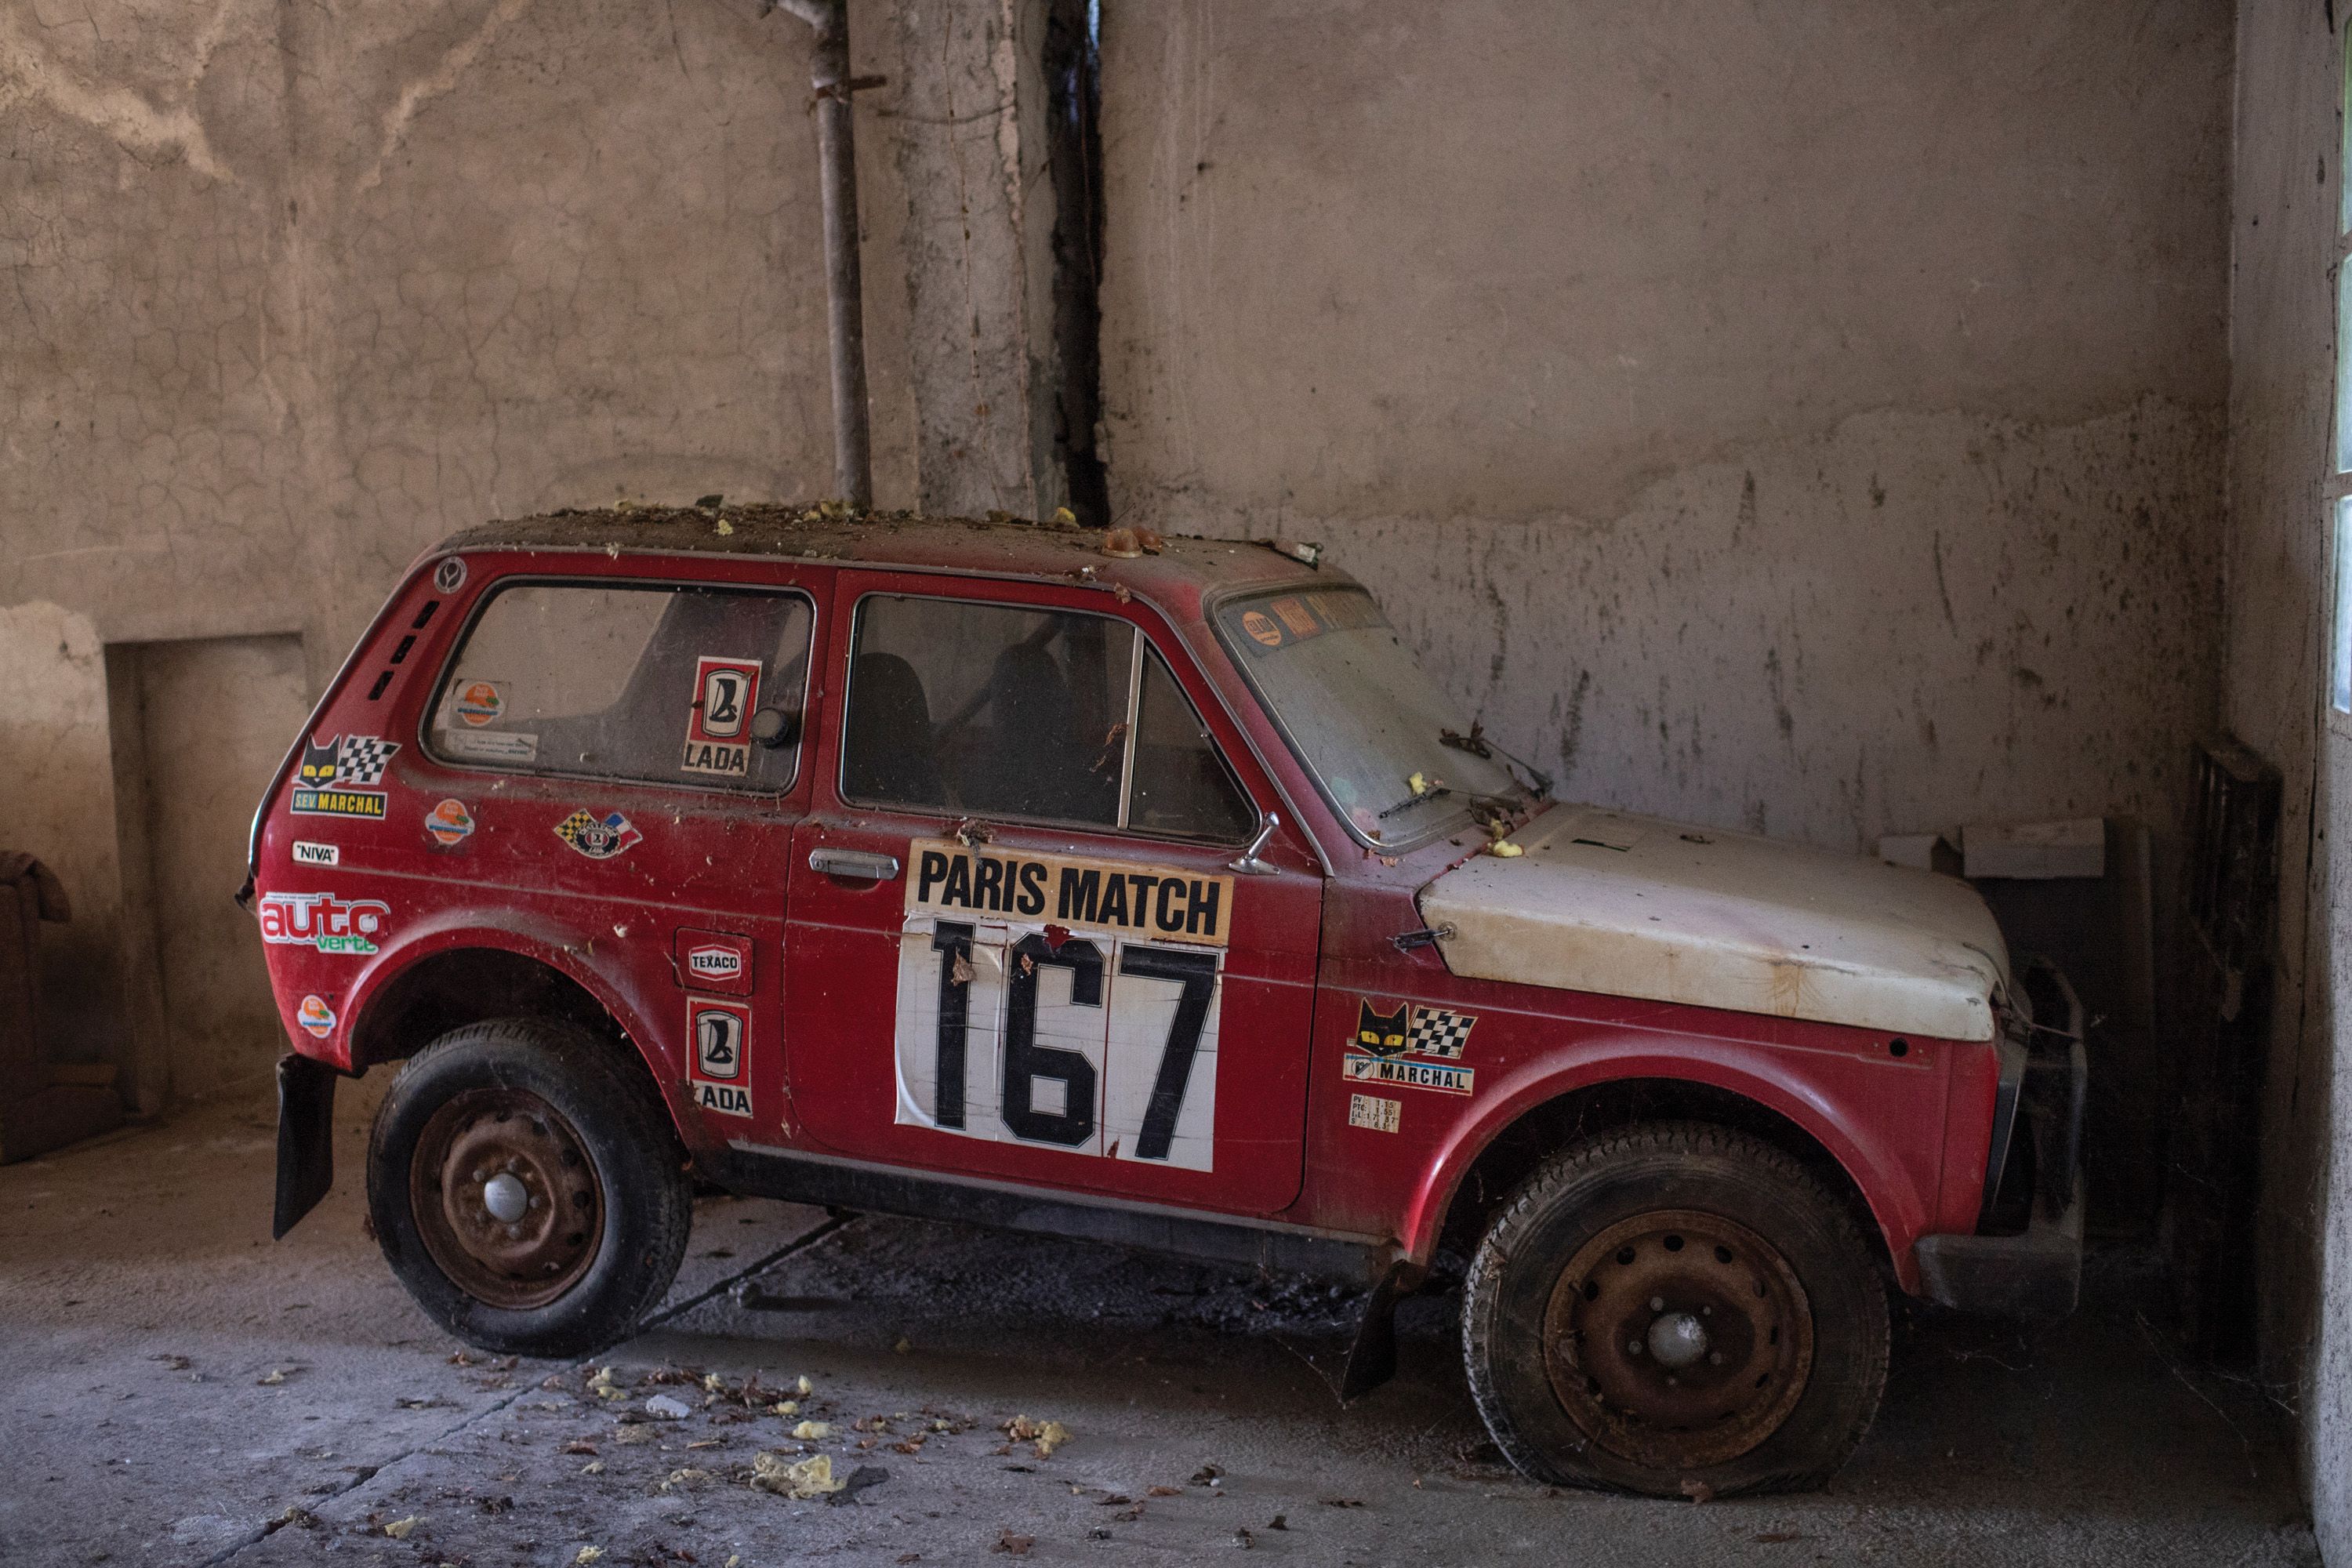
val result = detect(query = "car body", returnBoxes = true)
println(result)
[252,505,2085,1494]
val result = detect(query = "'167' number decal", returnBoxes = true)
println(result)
[893,917,1221,1170]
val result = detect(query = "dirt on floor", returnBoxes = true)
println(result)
[0,1092,2321,1568]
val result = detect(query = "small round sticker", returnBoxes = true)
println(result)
[297,995,336,1038]
[434,556,467,593]
[424,799,475,847]
[455,681,503,727]
[1242,610,1283,648]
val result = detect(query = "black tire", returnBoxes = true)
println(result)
[367,1018,694,1358]
[1461,1121,1889,1496]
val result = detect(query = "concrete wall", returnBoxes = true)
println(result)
[1099,0,2233,857]
[2224,4,2350,1559]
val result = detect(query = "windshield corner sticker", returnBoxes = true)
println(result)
[289,735,399,820]
[906,839,1231,947]
[291,840,339,867]
[682,655,761,778]
[296,995,336,1038]
[1348,1092,1401,1134]
[555,809,641,861]
[453,681,503,727]
[688,996,753,1117]
[260,891,388,956]
[424,799,474,848]
[1342,997,1477,1095]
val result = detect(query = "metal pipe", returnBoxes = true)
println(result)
[774,0,874,509]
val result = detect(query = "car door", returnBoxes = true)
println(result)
[403,561,819,1138]
[782,572,1322,1217]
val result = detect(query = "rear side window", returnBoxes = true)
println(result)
[427,582,813,791]
[843,595,1255,841]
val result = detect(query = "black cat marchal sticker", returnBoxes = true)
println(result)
[905,840,1232,946]
[289,735,399,819]
[1341,997,1478,1095]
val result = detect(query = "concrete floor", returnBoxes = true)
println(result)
[0,1091,2320,1568]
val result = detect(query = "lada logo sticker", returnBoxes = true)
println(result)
[296,995,336,1038]
[554,809,641,860]
[688,997,753,1117]
[906,839,1232,947]
[424,799,474,847]
[259,891,390,955]
[686,943,744,983]
[454,681,503,727]
[289,735,399,820]
[681,655,761,778]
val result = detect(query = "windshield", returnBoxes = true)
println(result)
[1213,586,1534,848]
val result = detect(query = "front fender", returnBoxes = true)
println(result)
[1399,1033,1939,1294]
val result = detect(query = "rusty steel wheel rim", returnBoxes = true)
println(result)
[410,1087,604,1311]
[1541,1208,1814,1471]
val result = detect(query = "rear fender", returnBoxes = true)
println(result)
[328,912,699,1145]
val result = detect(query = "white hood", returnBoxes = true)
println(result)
[1420,806,2010,1042]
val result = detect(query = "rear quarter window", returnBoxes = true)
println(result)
[426,581,812,792]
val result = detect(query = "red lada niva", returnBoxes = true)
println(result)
[251,506,2084,1496]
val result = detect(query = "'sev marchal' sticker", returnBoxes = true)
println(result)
[894,840,1233,1171]
[289,735,399,821]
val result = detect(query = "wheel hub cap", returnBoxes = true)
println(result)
[1541,1208,1815,1471]
[408,1087,604,1311]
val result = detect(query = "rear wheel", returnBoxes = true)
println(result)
[367,1018,693,1357]
[1461,1122,1888,1495]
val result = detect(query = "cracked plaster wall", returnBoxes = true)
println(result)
[1100,0,2230,861]
[2224,4,2350,1557]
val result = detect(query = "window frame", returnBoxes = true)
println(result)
[418,573,818,797]
[836,589,1262,847]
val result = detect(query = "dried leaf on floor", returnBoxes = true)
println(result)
[644,1395,693,1421]
[383,1516,419,1539]
[750,1450,847,1499]
[1679,1479,1715,1504]
[993,1530,1035,1556]
[793,1420,832,1439]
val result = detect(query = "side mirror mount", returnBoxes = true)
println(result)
[1228,811,1280,876]
[750,707,799,749]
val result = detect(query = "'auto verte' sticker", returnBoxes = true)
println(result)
[260,891,389,956]
[905,839,1232,948]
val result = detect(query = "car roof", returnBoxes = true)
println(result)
[441,504,1340,614]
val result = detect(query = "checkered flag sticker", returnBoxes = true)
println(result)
[335,735,399,786]
[1407,1006,1475,1059]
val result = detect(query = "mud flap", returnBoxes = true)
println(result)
[1339,1261,1423,1403]
[273,1053,338,1240]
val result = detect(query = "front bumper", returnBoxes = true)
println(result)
[1912,958,2086,1319]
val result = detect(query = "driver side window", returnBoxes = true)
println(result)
[841,594,1256,842]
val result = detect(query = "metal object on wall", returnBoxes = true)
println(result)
[0,852,123,1163]
[2171,735,2283,1362]
[771,0,879,510]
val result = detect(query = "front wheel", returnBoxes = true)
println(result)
[367,1018,694,1358]
[1461,1121,1889,1496]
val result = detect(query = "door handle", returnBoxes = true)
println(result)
[808,847,901,882]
